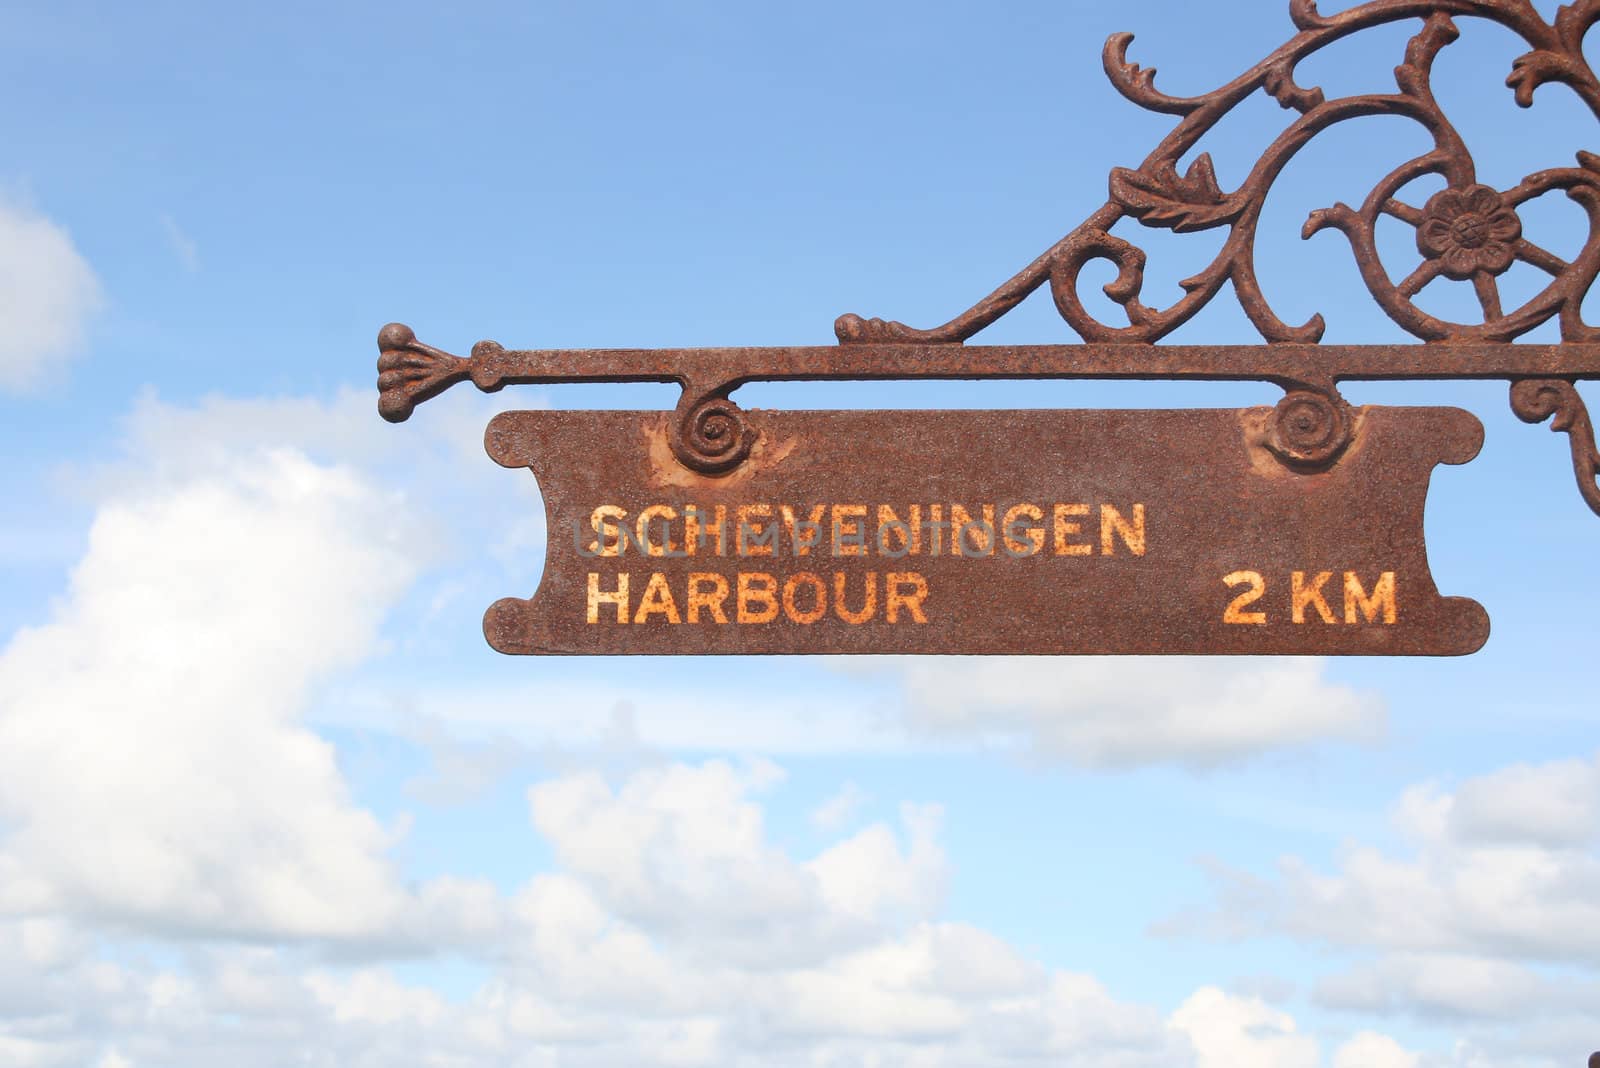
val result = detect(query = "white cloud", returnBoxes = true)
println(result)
[57,386,551,655]
[403,719,531,806]
[1448,757,1600,848]
[1165,755,1600,1062]
[1332,1032,1419,1068]
[363,653,1383,766]
[0,746,1438,1066]
[100,385,504,489]
[0,928,1187,1068]
[0,447,419,940]
[1186,753,1600,963]
[333,679,915,755]
[1308,950,1600,1065]
[1168,987,1318,1068]
[0,194,100,390]
[0,388,537,946]
[811,780,869,831]
[527,759,946,965]
[1314,953,1554,1020]
[845,655,1383,767]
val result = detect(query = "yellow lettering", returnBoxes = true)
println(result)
[635,505,677,557]
[1222,570,1267,624]
[587,505,627,557]
[1002,503,1044,556]
[950,504,995,556]
[737,572,779,623]
[833,571,878,624]
[779,504,825,556]
[782,572,827,624]
[586,572,629,623]
[1344,570,1397,624]
[684,505,726,556]
[1100,503,1145,556]
[886,572,929,623]
[832,504,868,556]
[737,504,775,556]
[1053,504,1091,556]
[876,505,920,556]
[633,571,681,623]
[686,572,729,623]
[1292,570,1336,624]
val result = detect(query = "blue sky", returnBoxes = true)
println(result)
[2,0,1599,1065]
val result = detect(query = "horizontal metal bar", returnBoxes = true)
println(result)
[470,341,1600,389]
[375,325,1600,426]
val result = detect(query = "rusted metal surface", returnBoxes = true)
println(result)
[377,327,1600,509]
[376,0,1600,660]
[480,405,1485,656]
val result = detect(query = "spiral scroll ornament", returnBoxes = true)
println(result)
[836,0,1600,347]
[1267,389,1355,470]
[670,392,759,476]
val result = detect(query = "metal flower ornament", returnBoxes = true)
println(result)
[377,0,1600,662]
[1416,184,1523,279]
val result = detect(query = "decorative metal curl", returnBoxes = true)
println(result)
[836,0,1600,346]
[670,390,758,476]
[1510,378,1600,514]
[1267,388,1355,470]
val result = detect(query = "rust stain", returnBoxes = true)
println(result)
[645,415,798,489]
[1240,403,1368,479]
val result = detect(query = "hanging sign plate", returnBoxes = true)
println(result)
[481,403,1487,656]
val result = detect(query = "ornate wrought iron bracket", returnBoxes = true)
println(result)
[377,0,1600,515]
[1511,376,1600,510]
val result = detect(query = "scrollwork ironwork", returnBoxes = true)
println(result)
[1510,377,1600,513]
[835,0,1600,348]
[1267,387,1356,470]
[670,390,759,475]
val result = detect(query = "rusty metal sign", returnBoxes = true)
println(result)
[377,0,1600,656]
[479,405,1485,656]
